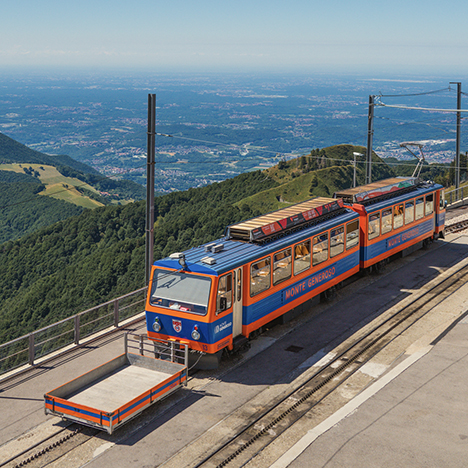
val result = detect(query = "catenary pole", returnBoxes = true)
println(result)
[450,82,461,199]
[366,95,374,184]
[146,94,156,286]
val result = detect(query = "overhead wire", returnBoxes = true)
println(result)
[377,87,451,98]
[376,103,468,113]
[2,83,463,210]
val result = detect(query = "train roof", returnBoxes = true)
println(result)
[334,177,420,204]
[154,205,359,276]
[360,180,443,213]
[227,197,345,242]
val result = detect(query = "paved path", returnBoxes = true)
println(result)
[275,316,468,468]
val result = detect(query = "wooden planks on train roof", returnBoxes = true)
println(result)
[335,178,409,196]
[228,197,343,242]
[335,177,418,203]
[232,198,337,229]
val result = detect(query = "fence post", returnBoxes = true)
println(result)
[139,335,144,356]
[74,315,80,345]
[114,299,119,328]
[28,333,35,366]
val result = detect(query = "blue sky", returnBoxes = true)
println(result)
[2,0,468,74]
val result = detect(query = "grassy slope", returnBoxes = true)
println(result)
[235,145,395,213]
[1,164,104,209]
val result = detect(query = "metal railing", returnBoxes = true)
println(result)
[445,183,468,205]
[125,333,188,371]
[0,287,148,377]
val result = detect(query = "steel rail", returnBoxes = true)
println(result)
[191,262,468,468]
[445,219,468,234]
[0,425,75,468]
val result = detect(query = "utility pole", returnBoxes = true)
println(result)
[146,94,156,286]
[353,152,357,187]
[366,95,374,184]
[353,152,363,187]
[450,82,461,199]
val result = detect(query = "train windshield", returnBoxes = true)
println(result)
[149,269,212,315]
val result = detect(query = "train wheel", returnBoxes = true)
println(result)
[321,286,336,302]
[373,259,388,275]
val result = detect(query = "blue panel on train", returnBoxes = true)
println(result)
[436,211,445,228]
[146,311,233,345]
[363,218,434,261]
[244,251,359,326]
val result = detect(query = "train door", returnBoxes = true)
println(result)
[233,268,243,337]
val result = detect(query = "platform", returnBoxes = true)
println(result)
[273,314,468,468]
[1,234,468,467]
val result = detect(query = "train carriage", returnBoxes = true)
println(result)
[335,177,446,270]
[145,198,360,367]
[145,177,445,368]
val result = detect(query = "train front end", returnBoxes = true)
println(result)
[145,254,233,366]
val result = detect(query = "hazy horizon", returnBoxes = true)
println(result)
[3,1,468,76]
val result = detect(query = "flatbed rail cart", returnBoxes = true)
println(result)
[44,334,188,434]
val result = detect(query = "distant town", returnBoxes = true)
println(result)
[0,72,463,192]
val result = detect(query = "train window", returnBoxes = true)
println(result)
[294,240,311,275]
[426,194,434,215]
[273,248,292,285]
[405,201,414,225]
[394,204,404,229]
[150,269,211,315]
[368,212,380,240]
[346,220,359,249]
[330,226,344,258]
[382,208,392,234]
[313,233,329,266]
[217,273,232,313]
[415,197,424,220]
[250,257,271,296]
[440,190,445,208]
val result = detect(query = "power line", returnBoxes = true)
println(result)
[378,87,451,98]
[2,122,461,212]
[376,103,468,113]
[157,132,301,159]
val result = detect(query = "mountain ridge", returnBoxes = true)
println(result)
[0,132,146,242]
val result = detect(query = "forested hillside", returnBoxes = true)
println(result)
[0,145,394,343]
[0,170,85,243]
[0,132,100,173]
[0,170,278,342]
[0,132,146,242]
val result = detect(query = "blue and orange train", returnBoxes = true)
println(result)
[145,177,445,367]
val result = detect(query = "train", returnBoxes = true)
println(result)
[145,177,446,368]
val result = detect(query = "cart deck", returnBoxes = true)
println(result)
[44,335,188,434]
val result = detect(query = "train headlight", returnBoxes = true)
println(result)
[191,325,201,341]
[152,317,162,332]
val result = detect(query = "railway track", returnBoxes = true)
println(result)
[3,215,467,468]
[445,218,468,234]
[1,424,100,468]
[179,261,468,468]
